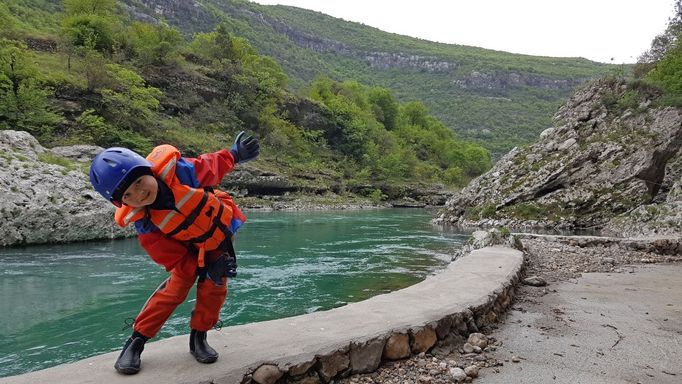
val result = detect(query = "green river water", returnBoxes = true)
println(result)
[0,209,470,378]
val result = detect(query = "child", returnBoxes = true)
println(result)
[89,132,259,374]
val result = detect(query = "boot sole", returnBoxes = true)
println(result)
[114,363,140,375]
[190,351,218,364]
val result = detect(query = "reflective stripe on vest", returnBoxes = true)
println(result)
[157,187,200,231]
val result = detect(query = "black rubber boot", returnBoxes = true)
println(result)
[114,334,146,375]
[189,329,218,364]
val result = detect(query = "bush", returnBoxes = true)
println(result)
[0,40,63,138]
[61,14,117,53]
[646,35,682,95]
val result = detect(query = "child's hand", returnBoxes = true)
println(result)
[204,253,238,285]
[230,131,260,163]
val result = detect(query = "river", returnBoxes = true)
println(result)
[0,208,470,377]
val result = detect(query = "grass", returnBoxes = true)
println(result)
[32,51,87,88]
[38,152,77,173]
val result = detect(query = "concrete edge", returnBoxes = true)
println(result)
[513,233,682,255]
[0,246,525,384]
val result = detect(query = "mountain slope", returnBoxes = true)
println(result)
[123,0,614,156]
[436,78,682,236]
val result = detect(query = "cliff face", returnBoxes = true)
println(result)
[0,130,133,246]
[436,79,682,237]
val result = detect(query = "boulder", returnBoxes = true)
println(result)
[0,130,133,246]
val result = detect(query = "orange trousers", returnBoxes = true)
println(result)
[133,271,228,338]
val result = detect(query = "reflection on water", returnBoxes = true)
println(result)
[0,209,469,377]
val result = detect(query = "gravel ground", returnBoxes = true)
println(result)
[336,237,682,384]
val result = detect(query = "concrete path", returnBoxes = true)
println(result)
[1,246,523,384]
[478,264,682,384]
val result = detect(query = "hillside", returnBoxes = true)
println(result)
[121,0,614,157]
[436,77,682,236]
[1,0,495,200]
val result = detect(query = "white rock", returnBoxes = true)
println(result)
[449,367,467,382]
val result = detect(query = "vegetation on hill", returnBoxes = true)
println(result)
[123,0,614,157]
[0,0,492,192]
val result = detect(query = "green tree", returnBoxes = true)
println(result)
[61,0,123,54]
[0,4,17,38]
[61,14,116,53]
[63,0,117,16]
[400,101,429,128]
[0,40,62,137]
[188,25,255,66]
[368,87,398,130]
[127,22,182,66]
[100,63,163,129]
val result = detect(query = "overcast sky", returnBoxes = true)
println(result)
[252,0,675,63]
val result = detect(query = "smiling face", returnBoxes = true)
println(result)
[121,175,158,207]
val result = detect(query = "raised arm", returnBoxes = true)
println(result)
[182,149,236,187]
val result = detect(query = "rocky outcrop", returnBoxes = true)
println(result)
[454,70,583,90]
[435,78,682,235]
[0,130,133,246]
[364,52,454,72]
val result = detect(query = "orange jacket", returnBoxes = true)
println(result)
[115,145,246,269]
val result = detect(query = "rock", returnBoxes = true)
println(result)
[435,316,453,339]
[350,338,385,374]
[464,365,479,378]
[462,343,475,354]
[449,367,467,382]
[522,276,548,287]
[601,257,616,265]
[50,145,102,162]
[288,360,316,377]
[411,327,437,354]
[252,364,283,384]
[437,78,682,235]
[0,130,134,246]
[289,374,321,384]
[511,356,521,363]
[466,333,489,349]
[317,350,350,382]
[383,333,411,360]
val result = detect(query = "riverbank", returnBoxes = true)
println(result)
[337,235,682,384]
[0,129,454,247]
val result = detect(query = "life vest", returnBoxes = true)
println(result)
[114,144,245,267]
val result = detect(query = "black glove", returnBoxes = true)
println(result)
[230,131,260,163]
[204,253,238,285]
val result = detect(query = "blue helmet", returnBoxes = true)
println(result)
[89,147,152,205]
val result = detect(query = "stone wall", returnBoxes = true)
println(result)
[246,280,519,384]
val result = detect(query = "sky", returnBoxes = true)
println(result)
[252,0,675,64]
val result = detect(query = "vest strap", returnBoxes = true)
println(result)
[165,191,210,238]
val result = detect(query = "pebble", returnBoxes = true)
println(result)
[464,365,480,378]
[449,367,467,382]
[522,276,548,286]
